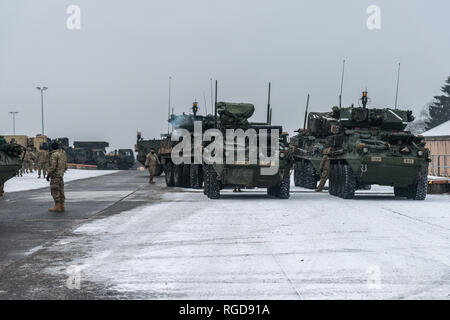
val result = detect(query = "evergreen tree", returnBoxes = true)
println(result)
[425,76,450,130]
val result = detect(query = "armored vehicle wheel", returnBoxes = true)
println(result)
[336,164,345,198]
[190,164,203,189]
[173,164,184,187]
[203,165,210,195]
[155,164,164,177]
[394,186,408,198]
[329,163,336,196]
[342,164,356,199]
[208,166,220,199]
[277,174,291,199]
[164,163,175,187]
[267,186,279,197]
[303,162,317,190]
[408,172,428,201]
[183,164,191,188]
[294,162,303,187]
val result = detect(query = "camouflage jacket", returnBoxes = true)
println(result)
[36,150,49,164]
[145,153,160,167]
[48,149,68,178]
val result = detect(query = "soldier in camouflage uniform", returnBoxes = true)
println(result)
[23,148,33,174]
[36,146,50,179]
[47,142,68,212]
[315,147,332,192]
[0,183,4,197]
[145,149,160,184]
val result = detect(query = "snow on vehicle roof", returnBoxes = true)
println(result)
[422,120,450,137]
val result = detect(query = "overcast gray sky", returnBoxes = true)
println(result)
[1,0,449,150]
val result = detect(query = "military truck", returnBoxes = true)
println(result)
[104,149,136,170]
[0,136,24,196]
[301,92,430,200]
[202,100,293,199]
[135,135,164,176]
[68,141,109,168]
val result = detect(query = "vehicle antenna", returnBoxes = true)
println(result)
[303,94,310,130]
[395,62,401,110]
[339,59,346,108]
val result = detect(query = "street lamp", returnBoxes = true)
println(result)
[36,86,48,135]
[9,111,19,135]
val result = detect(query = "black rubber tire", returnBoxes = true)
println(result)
[303,162,318,190]
[173,164,184,187]
[408,172,428,201]
[190,164,203,189]
[164,163,175,187]
[342,164,356,199]
[203,165,210,195]
[394,186,408,198]
[336,164,345,198]
[208,166,220,199]
[276,173,291,199]
[330,163,338,196]
[154,164,164,177]
[267,185,279,197]
[294,162,303,187]
[183,164,191,188]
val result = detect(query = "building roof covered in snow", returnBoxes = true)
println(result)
[422,120,450,138]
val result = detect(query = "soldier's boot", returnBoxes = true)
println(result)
[60,202,65,212]
[49,202,59,212]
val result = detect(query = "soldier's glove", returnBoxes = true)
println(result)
[46,176,50,182]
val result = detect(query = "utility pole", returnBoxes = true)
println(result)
[36,86,48,135]
[9,111,19,135]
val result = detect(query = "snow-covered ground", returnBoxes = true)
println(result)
[44,182,450,299]
[4,169,118,193]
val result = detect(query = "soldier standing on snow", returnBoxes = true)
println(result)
[315,147,332,192]
[145,149,160,184]
[36,146,50,179]
[47,142,68,212]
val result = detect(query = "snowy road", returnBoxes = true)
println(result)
[8,174,447,300]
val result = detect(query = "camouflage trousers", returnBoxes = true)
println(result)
[50,176,65,203]
[317,168,329,190]
[23,161,33,173]
[148,165,156,182]
[37,163,48,178]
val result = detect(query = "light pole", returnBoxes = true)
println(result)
[36,86,48,135]
[9,111,19,135]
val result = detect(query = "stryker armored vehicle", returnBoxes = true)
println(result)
[0,136,24,196]
[291,111,338,189]
[301,92,430,200]
[160,102,215,189]
[202,83,293,199]
[135,135,164,176]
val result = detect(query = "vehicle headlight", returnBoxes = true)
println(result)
[280,152,285,158]
[417,150,423,157]
[363,147,369,153]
